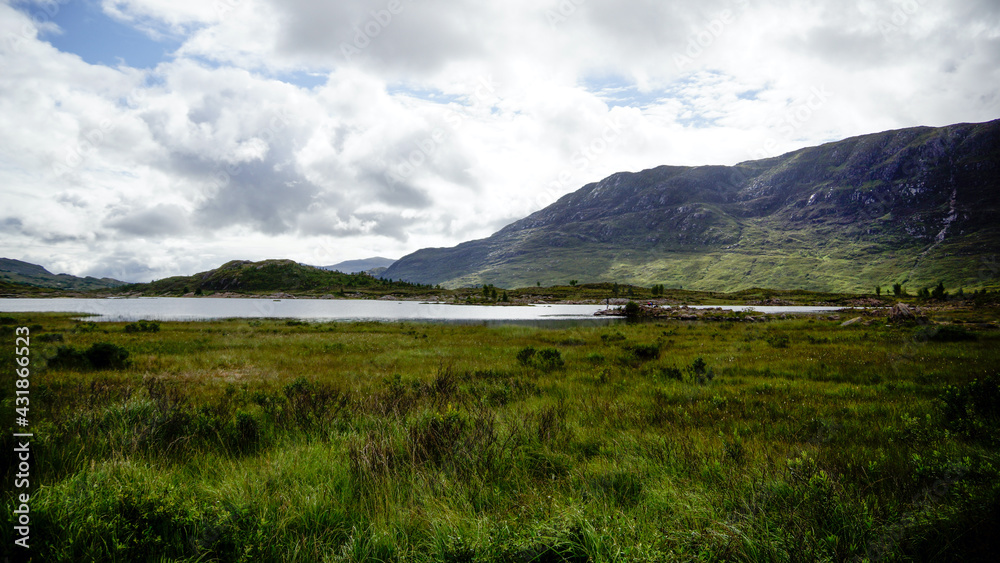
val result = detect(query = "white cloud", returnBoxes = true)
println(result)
[0,0,997,281]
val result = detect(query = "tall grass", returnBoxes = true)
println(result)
[2,312,999,561]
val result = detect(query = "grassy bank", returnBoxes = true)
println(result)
[2,311,999,561]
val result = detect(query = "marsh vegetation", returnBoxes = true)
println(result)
[2,311,999,561]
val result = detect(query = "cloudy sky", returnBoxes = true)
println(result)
[1,0,997,281]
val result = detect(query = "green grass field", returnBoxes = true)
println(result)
[2,311,999,561]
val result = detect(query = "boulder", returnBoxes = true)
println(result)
[889,303,915,322]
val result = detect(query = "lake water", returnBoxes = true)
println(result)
[0,298,848,324]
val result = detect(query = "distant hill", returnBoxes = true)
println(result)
[319,257,397,275]
[0,258,125,290]
[120,259,425,294]
[383,119,1000,292]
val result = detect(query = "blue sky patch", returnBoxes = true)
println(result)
[272,70,328,90]
[386,85,465,105]
[580,74,666,109]
[25,0,180,69]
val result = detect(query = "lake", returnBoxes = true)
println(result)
[0,298,848,324]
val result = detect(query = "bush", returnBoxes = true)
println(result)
[653,366,684,381]
[600,332,626,343]
[535,348,564,371]
[48,343,130,370]
[687,357,714,384]
[230,411,262,453]
[48,345,90,370]
[515,347,563,371]
[125,320,160,333]
[515,346,536,366]
[940,374,1000,441]
[624,301,642,318]
[85,343,131,369]
[625,342,661,361]
[766,333,790,348]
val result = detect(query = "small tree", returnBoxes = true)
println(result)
[875,285,881,296]
[569,280,578,287]
[624,301,641,318]
[931,281,947,301]
[892,283,903,297]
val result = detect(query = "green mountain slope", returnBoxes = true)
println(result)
[383,119,1000,292]
[120,259,427,294]
[0,258,125,290]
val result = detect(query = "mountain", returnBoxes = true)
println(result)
[120,259,424,294]
[383,119,1000,292]
[0,258,125,290]
[319,257,397,275]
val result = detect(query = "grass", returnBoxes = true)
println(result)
[2,311,1000,561]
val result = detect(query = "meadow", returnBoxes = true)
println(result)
[2,310,999,562]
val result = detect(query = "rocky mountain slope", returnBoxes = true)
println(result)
[319,257,397,275]
[383,119,1000,292]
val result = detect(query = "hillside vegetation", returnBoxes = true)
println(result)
[115,259,434,296]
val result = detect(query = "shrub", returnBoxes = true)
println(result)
[230,411,262,453]
[514,347,565,371]
[535,348,564,371]
[48,343,130,371]
[125,320,160,333]
[625,342,661,361]
[654,366,684,381]
[515,346,536,366]
[600,332,626,343]
[766,333,790,348]
[931,281,948,300]
[48,345,90,370]
[85,343,131,370]
[940,374,1000,441]
[624,301,642,318]
[281,377,349,429]
[687,357,714,384]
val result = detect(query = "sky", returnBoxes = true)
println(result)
[0,0,998,282]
